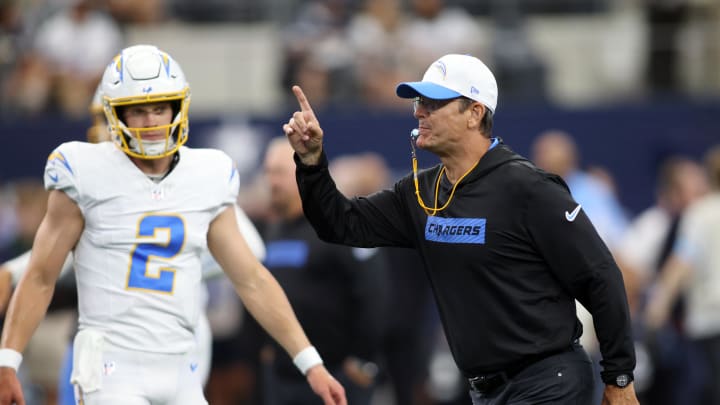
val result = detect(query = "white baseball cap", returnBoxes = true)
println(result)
[396,54,498,113]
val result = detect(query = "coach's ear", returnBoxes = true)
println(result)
[467,102,485,130]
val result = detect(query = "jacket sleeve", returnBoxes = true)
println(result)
[295,151,414,248]
[523,174,636,383]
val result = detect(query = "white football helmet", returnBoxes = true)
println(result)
[100,44,190,159]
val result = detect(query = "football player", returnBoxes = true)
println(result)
[0,44,346,405]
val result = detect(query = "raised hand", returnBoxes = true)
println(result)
[283,85,324,165]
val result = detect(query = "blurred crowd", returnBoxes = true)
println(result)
[1,0,717,119]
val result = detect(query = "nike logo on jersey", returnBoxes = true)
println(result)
[565,204,582,222]
[190,362,198,372]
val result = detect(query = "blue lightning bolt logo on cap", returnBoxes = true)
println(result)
[434,61,447,79]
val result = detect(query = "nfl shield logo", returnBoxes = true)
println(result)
[151,188,164,200]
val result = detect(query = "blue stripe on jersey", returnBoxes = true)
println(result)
[425,217,486,244]
[264,240,309,268]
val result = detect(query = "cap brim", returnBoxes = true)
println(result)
[396,82,462,100]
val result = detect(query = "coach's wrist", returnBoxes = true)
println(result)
[0,348,22,372]
[298,150,323,167]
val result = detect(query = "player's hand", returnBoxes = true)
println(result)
[0,367,25,405]
[283,85,324,166]
[601,383,639,405]
[306,365,347,405]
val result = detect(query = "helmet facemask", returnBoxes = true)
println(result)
[106,95,189,159]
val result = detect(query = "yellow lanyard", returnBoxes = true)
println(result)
[411,139,479,216]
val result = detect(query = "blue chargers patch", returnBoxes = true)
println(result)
[425,217,486,244]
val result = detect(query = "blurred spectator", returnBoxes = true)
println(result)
[107,0,165,24]
[256,138,387,405]
[645,145,720,404]
[331,153,437,405]
[531,129,629,250]
[0,1,24,116]
[4,0,122,118]
[619,156,708,404]
[346,0,410,108]
[488,0,547,103]
[0,178,71,405]
[170,0,263,22]
[620,156,709,311]
[645,0,690,94]
[279,0,355,109]
[0,186,18,262]
[396,0,484,80]
[3,179,47,258]
[330,152,391,197]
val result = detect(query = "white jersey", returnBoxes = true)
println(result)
[673,192,720,338]
[44,141,238,354]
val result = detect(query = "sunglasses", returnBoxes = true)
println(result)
[413,96,464,113]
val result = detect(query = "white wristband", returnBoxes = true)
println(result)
[0,349,22,372]
[293,346,323,375]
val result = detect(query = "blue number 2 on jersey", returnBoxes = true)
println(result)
[126,214,186,293]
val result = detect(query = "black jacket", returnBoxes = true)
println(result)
[261,215,386,379]
[295,141,635,384]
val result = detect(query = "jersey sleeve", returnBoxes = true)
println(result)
[207,151,240,221]
[44,143,81,202]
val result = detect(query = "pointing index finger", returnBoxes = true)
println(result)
[292,85,316,119]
